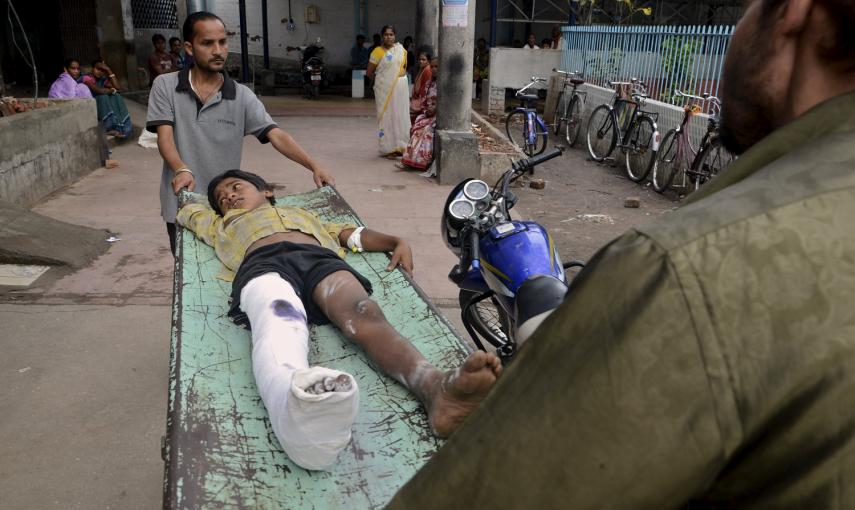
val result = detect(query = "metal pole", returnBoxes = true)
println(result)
[490,0,497,47]
[238,0,250,82]
[262,0,270,69]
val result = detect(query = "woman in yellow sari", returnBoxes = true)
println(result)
[366,25,411,157]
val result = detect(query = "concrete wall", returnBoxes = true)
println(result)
[0,100,102,208]
[488,47,562,89]
[97,0,143,91]
[207,0,417,74]
[484,47,562,115]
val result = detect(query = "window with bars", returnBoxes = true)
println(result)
[131,0,178,29]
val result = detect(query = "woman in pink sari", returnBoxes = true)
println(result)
[48,58,93,99]
[409,49,433,123]
[400,57,438,170]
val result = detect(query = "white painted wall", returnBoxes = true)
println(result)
[207,0,417,71]
[488,47,562,89]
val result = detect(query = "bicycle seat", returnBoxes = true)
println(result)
[518,94,539,104]
[570,78,585,86]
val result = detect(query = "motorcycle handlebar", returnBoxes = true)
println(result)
[515,147,564,172]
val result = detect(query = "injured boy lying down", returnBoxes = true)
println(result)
[176,169,502,470]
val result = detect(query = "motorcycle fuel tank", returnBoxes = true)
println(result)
[478,221,565,296]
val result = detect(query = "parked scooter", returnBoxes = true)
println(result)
[442,147,583,362]
[287,42,326,99]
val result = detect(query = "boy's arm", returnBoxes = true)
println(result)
[339,228,413,274]
[176,203,220,247]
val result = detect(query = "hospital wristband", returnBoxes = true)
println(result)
[346,227,365,253]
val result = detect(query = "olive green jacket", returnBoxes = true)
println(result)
[389,91,855,509]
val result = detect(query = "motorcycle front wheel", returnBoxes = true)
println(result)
[459,289,511,350]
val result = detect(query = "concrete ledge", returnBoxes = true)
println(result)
[0,201,108,267]
[0,100,101,208]
[471,110,525,183]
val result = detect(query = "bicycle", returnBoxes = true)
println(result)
[585,78,661,183]
[652,90,735,193]
[505,77,549,156]
[551,68,586,147]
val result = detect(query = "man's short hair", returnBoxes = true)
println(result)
[63,58,79,69]
[763,0,855,69]
[152,33,166,44]
[169,36,181,46]
[183,11,226,44]
[208,170,275,215]
[357,34,366,41]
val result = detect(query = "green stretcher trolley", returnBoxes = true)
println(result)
[164,186,467,508]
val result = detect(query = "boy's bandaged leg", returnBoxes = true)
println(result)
[240,273,359,471]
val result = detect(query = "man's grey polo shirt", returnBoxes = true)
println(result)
[146,67,277,223]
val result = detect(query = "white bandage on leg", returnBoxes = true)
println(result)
[240,273,359,471]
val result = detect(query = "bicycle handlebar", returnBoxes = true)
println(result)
[515,77,547,95]
[552,68,581,76]
[675,90,721,104]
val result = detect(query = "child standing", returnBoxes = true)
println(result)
[177,169,502,470]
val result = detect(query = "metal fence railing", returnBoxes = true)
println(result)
[560,25,734,109]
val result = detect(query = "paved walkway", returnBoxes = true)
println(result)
[0,96,466,508]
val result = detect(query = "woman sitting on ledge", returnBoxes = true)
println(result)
[399,57,438,171]
[48,58,93,99]
[82,60,133,139]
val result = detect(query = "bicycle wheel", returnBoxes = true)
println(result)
[552,93,565,136]
[693,140,735,191]
[652,129,678,193]
[624,115,657,182]
[505,110,529,154]
[532,120,548,156]
[564,95,583,147]
[586,104,616,162]
[459,289,510,348]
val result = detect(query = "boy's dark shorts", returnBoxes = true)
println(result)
[228,241,373,327]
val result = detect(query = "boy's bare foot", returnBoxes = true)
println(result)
[105,159,120,169]
[425,351,502,438]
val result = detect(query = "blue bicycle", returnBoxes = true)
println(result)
[505,77,548,156]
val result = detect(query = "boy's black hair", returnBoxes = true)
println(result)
[152,33,166,44]
[207,169,275,215]
[169,36,181,46]
[63,58,79,69]
[183,11,226,44]
[416,45,434,60]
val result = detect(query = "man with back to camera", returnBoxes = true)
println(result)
[388,0,855,507]
[146,11,335,254]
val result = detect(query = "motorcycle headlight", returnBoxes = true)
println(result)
[449,199,476,220]
[463,180,490,201]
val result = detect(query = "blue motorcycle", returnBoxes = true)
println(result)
[442,147,584,362]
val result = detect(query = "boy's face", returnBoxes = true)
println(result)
[214,177,272,214]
